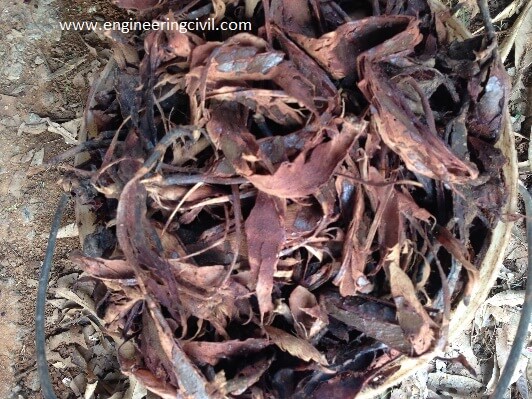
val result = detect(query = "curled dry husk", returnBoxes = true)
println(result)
[62,0,511,397]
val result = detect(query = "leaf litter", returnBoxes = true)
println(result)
[51,0,513,397]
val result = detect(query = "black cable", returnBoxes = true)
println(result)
[490,182,532,399]
[36,193,70,399]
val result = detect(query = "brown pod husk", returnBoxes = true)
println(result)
[67,0,517,397]
[357,0,517,396]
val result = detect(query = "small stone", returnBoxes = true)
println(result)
[10,85,25,96]
[61,118,81,136]
[34,56,44,65]
[8,171,25,198]
[25,113,44,124]
[20,149,35,163]
[26,279,39,288]
[42,92,56,109]
[29,371,40,391]
[1,116,20,128]
[72,72,84,87]
[435,359,446,372]
[10,29,23,38]
[57,223,79,239]
[21,205,34,223]
[30,148,44,166]
[6,63,24,81]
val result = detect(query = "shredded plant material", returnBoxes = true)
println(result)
[57,0,511,397]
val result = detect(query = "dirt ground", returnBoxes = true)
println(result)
[0,0,122,397]
[0,0,529,398]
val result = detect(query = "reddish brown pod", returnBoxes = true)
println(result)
[52,0,517,397]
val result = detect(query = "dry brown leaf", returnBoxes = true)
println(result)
[291,15,414,79]
[70,251,134,280]
[192,34,284,83]
[112,0,160,11]
[182,339,271,366]
[123,376,148,399]
[359,62,479,183]
[245,192,286,318]
[247,118,366,198]
[48,329,88,351]
[269,0,315,35]
[207,89,304,126]
[433,224,479,302]
[53,286,101,322]
[385,245,436,355]
[288,285,328,339]
[265,325,328,366]
[271,26,340,114]
[121,369,178,399]
[323,293,415,354]
[216,356,274,395]
[145,297,210,399]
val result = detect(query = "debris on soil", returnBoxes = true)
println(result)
[18,116,81,145]
[51,0,514,397]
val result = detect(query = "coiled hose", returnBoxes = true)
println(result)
[36,193,69,399]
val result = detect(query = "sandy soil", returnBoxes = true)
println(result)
[0,0,100,397]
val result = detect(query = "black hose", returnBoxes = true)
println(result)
[36,193,70,399]
[490,182,532,399]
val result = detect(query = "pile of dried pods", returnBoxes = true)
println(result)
[57,0,510,397]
